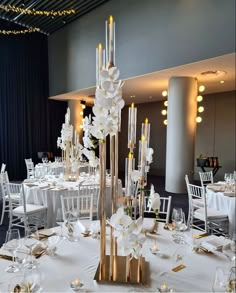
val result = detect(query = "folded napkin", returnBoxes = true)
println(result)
[38,229,56,237]
[77,220,90,233]
[32,243,48,258]
[0,248,13,261]
[200,236,225,251]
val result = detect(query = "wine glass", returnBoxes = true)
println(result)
[24,226,39,269]
[171,208,185,244]
[65,210,79,242]
[56,208,66,239]
[14,241,29,270]
[212,267,230,292]
[4,229,20,273]
[23,263,42,292]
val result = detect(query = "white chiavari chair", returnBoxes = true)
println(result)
[144,195,172,223]
[199,171,213,189]
[185,175,228,235]
[25,158,35,179]
[7,183,47,232]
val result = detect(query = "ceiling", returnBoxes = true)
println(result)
[0,0,110,35]
[50,52,236,105]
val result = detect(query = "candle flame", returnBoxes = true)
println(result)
[145,118,148,124]
[161,283,168,289]
[98,43,102,49]
[141,135,145,141]
[131,102,134,108]
[109,15,113,23]
[128,152,132,159]
[74,278,80,285]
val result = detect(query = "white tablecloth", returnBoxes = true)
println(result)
[0,222,231,292]
[23,176,123,228]
[206,183,236,239]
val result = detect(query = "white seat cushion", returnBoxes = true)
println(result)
[194,207,228,220]
[192,198,204,208]
[6,194,21,202]
[13,204,47,215]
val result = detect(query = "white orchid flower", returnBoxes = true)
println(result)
[100,67,120,82]
[131,170,142,182]
[148,184,161,211]
[146,148,154,164]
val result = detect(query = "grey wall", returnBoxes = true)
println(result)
[118,91,236,181]
[48,0,235,96]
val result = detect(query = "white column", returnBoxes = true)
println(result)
[165,77,198,193]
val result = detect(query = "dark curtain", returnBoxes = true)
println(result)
[0,27,67,180]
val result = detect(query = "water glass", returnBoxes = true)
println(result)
[212,267,230,292]
[24,226,39,269]
[56,208,66,239]
[4,229,20,273]
[23,264,42,292]
[171,208,185,244]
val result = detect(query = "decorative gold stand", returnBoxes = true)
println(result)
[94,255,147,284]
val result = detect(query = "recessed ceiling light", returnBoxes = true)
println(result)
[130,95,135,98]
[200,70,227,78]
[220,80,225,84]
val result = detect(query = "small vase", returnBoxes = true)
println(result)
[150,220,158,234]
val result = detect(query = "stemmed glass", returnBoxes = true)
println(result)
[65,210,79,242]
[212,267,230,292]
[56,208,66,239]
[171,208,185,244]
[24,226,39,269]
[14,240,29,271]
[4,229,20,273]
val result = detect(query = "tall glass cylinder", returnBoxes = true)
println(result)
[105,16,115,68]
[138,137,147,177]
[125,155,135,196]
[96,44,104,88]
[128,104,137,152]
[141,118,150,148]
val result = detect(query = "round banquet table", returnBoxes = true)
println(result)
[23,175,123,228]
[206,182,235,239]
[0,221,232,292]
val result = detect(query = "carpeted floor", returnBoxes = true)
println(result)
[0,175,192,246]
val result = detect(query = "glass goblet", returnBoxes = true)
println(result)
[171,208,185,244]
[212,267,230,292]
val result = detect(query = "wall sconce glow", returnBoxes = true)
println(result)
[199,85,205,92]
[164,119,168,125]
[162,90,168,97]
[220,80,225,84]
[80,111,83,115]
[198,106,204,113]
[196,117,202,123]
[161,109,167,115]
[164,100,168,107]
[197,95,203,102]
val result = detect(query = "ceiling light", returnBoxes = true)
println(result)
[199,85,205,92]
[164,101,168,107]
[162,90,168,97]
[197,95,203,102]
[130,95,135,98]
[161,109,167,115]
[198,106,204,113]
[196,117,202,123]
[200,70,227,78]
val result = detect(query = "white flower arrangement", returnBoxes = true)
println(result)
[90,67,124,140]
[147,184,161,222]
[57,122,73,150]
[108,207,145,259]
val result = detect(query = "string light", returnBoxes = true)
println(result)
[0,4,75,17]
[196,95,203,102]
[196,117,202,123]
[0,27,40,35]
[164,119,168,125]
[161,109,167,116]
[199,85,205,92]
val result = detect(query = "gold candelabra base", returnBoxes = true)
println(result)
[94,255,147,284]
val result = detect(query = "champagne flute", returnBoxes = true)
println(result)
[56,208,66,239]
[24,226,39,269]
[4,229,20,273]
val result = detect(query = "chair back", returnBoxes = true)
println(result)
[25,159,35,179]
[199,171,213,188]
[185,175,207,231]
[1,163,6,173]
[0,171,9,199]
[61,184,100,221]
[144,195,172,223]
